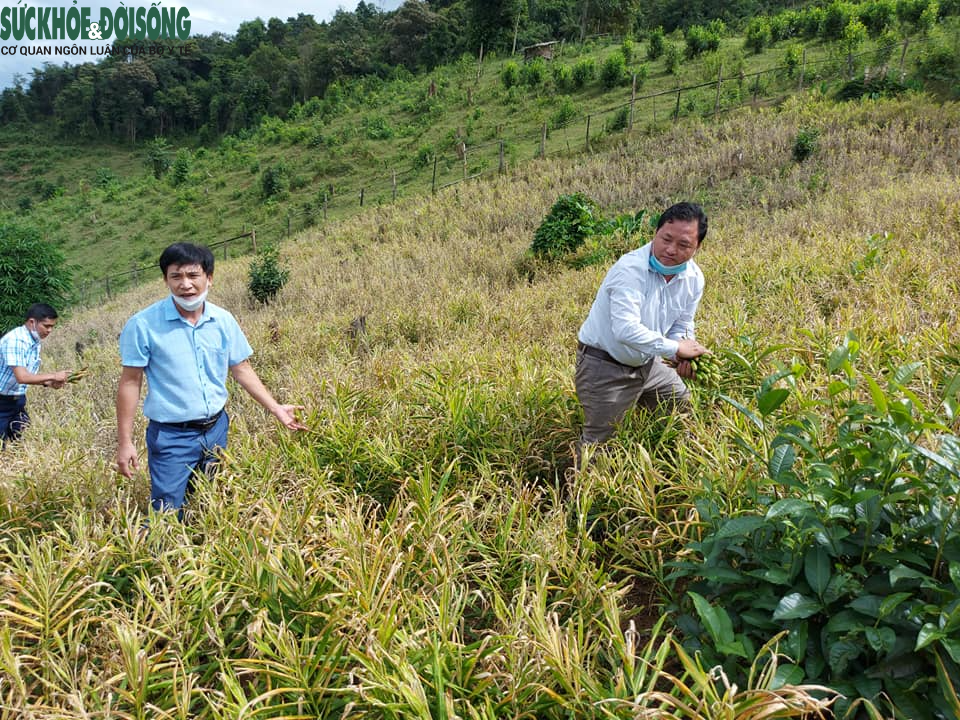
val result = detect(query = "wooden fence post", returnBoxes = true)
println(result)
[629,73,636,129]
[251,228,257,253]
[673,88,681,122]
[392,171,397,201]
[714,63,723,117]
[585,114,591,151]
[323,193,328,220]
[431,155,438,194]
[359,188,365,207]
[898,39,909,78]
[499,140,505,174]
[223,242,228,260]
[540,123,547,158]
[799,47,806,92]
[105,277,111,299]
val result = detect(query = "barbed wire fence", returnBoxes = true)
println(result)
[75,37,921,307]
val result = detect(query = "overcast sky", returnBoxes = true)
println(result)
[0,0,403,90]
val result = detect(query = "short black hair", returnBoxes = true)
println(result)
[657,202,708,244]
[159,243,215,276]
[25,303,58,322]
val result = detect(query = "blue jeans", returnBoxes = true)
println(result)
[145,411,229,513]
[0,394,28,446]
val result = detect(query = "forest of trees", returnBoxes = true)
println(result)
[0,0,945,143]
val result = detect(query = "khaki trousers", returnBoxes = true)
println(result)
[575,344,691,444]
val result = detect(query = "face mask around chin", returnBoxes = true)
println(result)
[172,290,208,311]
[649,253,688,276]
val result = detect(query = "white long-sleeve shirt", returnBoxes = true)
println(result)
[577,242,704,367]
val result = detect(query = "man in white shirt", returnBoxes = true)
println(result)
[576,202,709,445]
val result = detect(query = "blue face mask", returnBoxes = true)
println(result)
[649,253,688,276]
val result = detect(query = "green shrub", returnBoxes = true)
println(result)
[620,37,635,64]
[144,137,171,180]
[782,44,804,78]
[260,163,289,199]
[744,17,772,54]
[571,58,596,88]
[530,193,604,259]
[247,242,289,304]
[170,149,192,186]
[550,97,579,129]
[685,21,724,58]
[664,42,683,74]
[647,27,665,59]
[792,126,820,162]
[606,106,630,132]
[501,61,521,89]
[668,338,960,720]
[551,63,572,91]
[521,57,547,87]
[600,52,628,88]
[363,114,394,140]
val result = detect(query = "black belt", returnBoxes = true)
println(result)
[0,393,24,402]
[578,342,639,369]
[159,408,224,431]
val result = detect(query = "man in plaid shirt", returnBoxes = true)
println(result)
[0,303,71,445]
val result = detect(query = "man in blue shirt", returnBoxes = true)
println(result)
[576,202,710,445]
[0,303,71,445]
[115,243,306,515]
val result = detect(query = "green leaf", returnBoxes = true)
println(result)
[863,375,889,415]
[768,443,796,481]
[917,623,945,650]
[758,387,790,416]
[849,594,883,618]
[828,345,850,373]
[688,591,735,646]
[804,547,831,596]
[719,394,764,431]
[716,516,766,539]
[773,592,822,620]
[879,592,914,619]
[891,361,923,389]
[828,639,862,676]
[941,638,960,664]
[890,564,926,587]
[771,663,805,689]
[828,379,849,397]
[766,498,814,519]
[865,626,896,654]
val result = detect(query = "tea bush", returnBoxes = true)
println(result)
[247,242,289,304]
[530,193,604,259]
[669,338,960,719]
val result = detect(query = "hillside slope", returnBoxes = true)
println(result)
[0,95,959,717]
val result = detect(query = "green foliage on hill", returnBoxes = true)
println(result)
[0,2,957,311]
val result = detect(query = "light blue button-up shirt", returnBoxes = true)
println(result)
[578,242,704,367]
[119,296,253,423]
[0,325,41,396]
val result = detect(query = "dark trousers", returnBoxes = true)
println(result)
[0,394,29,446]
